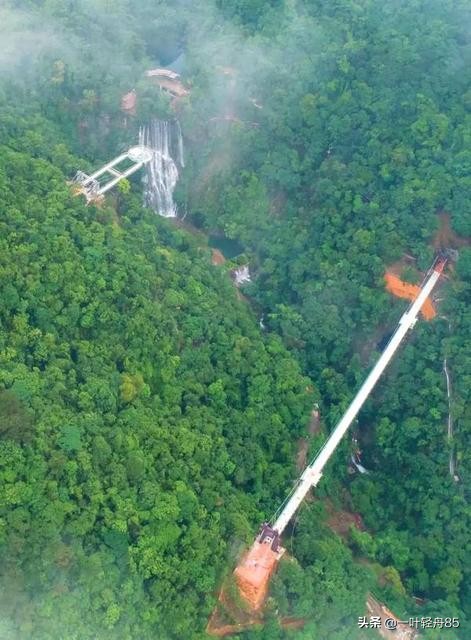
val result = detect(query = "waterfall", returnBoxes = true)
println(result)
[351,454,369,475]
[139,120,184,218]
[175,119,185,168]
[232,265,251,286]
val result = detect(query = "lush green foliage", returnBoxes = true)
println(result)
[182,1,471,637]
[0,120,314,638]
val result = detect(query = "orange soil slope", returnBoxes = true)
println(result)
[385,273,436,320]
[233,541,282,611]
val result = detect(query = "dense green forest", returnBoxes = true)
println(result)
[0,1,469,639]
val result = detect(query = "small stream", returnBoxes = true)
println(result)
[443,357,457,480]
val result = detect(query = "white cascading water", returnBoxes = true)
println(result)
[232,265,251,286]
[139,120,184,218]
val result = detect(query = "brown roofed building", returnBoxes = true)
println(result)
[121,89,137,115]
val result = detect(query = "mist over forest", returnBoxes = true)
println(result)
[0,1,469,639]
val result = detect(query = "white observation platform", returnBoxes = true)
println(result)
[73,145,153,203]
